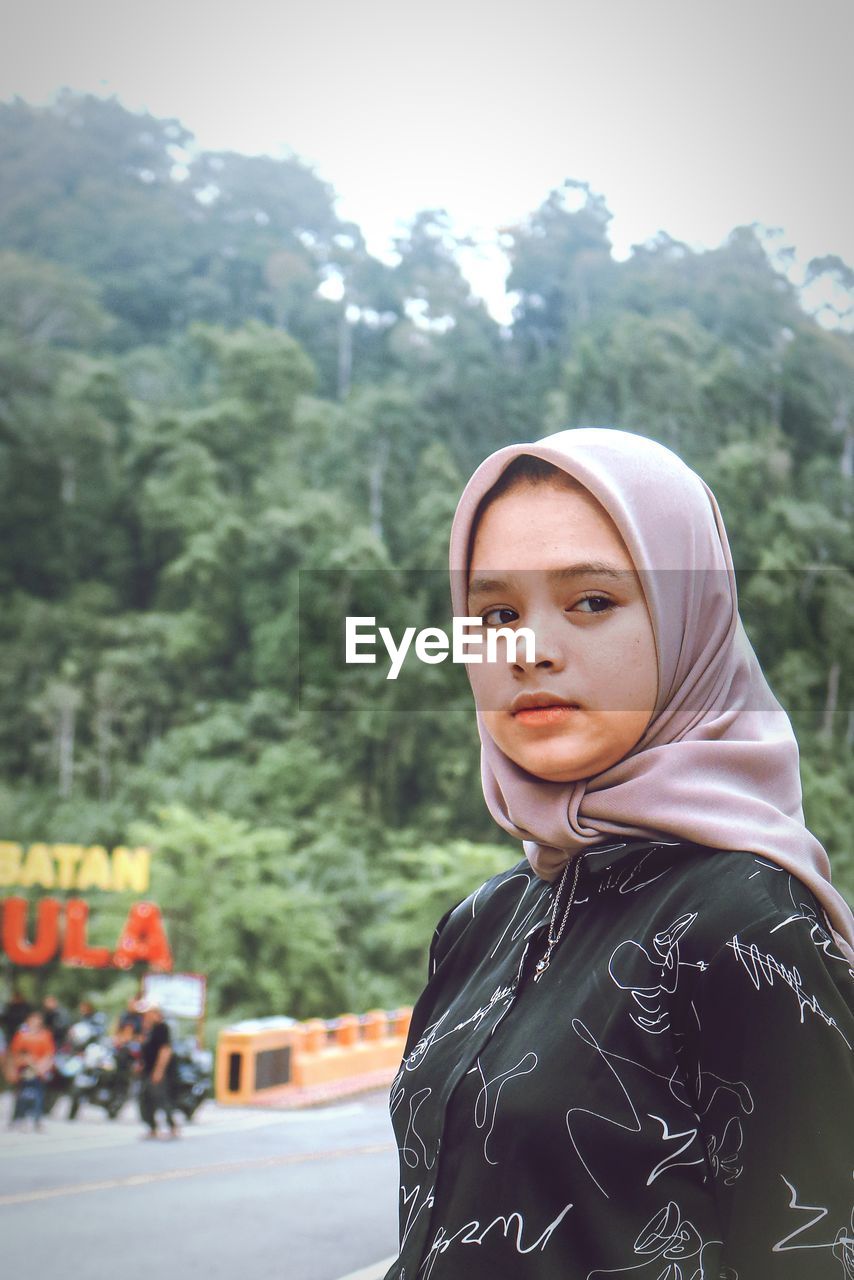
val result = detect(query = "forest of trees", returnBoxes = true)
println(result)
[1,91,852,1033]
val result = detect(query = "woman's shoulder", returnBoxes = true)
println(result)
[450,856,540,918]
[428,857,541,973]
[660,841,826,926]
[651,841,851,981]
[658,844,854,1060]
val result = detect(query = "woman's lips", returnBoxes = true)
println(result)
[512,705,580,726]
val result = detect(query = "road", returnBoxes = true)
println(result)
[0,1089,399,1280]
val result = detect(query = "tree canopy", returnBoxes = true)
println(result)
[1,93,852,1028]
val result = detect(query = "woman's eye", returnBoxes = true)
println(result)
[572,595,613,615]
[482,606,519,626]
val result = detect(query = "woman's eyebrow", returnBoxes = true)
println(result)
[468,562,629,598]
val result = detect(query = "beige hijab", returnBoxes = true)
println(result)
[449,427,854,962]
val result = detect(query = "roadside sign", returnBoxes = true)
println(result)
[143,971,207,1019]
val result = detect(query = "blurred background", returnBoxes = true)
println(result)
[0,0,852,1044]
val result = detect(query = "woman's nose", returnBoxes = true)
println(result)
[512,612,567,673]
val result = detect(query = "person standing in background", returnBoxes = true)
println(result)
[8,1010,55,1131]
[115,995,145,1045]
[138,1001,178,1139]
[1,990,31,1045]
[41,994,69,1049]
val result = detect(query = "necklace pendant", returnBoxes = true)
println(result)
[533,952,551,982]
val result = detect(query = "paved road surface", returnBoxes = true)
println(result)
[0,1089,398,1280]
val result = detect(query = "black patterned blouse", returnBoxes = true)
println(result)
[383,838,854,1279]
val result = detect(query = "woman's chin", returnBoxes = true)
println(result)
[511,750,593,783]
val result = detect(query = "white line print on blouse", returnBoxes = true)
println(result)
[832,1208,854,1272]
[704,1114,745,1187]
[607,912,708,1036]
[391,1085,436,1171]
[535,843,679,912]
[402,981,516,1074]
[770,887,853,968]
[726,934,853,1048]
[471,1051,538,1166]
[675,1049,755,1129]
[646,1114,709,1186]
[399,1181,435,1253]
[747,855,783,883]
[374,1056,437,1265]
[565,1019,707,1198]
[673,1011,754,1188]
[610,850,675,897]
[418,1201,575,1280]
[585,1199,723,1280]
[771,1176,853,1257]
[483,873,551,959]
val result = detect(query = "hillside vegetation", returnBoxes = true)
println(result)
[1,92,852,1020]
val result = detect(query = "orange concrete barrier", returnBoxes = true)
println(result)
[389,1007,412,1037]
[302,1018,327,1053]
[336,1014,359,1047]
[215,1020,300,1106]
[361,1010,387,1042]
[215,1008,412,1106]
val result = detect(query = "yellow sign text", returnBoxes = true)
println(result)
[0,843,151,894]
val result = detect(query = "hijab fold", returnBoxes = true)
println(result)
[449,428,854,964]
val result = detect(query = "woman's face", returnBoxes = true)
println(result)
[467,480,659,782]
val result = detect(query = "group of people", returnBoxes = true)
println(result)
[0,990,75,1129]
[1,990,180,1138]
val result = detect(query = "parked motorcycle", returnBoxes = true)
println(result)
[169,1038,212,1120]
[67,1038,135,1120]
[43,1014,107,1117]
[62,1023,211,1122]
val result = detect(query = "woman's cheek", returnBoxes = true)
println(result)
[470,652,510,711]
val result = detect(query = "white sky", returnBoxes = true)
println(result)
[3,0,852,322]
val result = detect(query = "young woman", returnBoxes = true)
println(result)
[384,428,854,1280]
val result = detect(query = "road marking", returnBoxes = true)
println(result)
[0,1142,395,1207]
[0,1099,375,1161]
[334,1260,397,1280]
[0,1105,330,1160]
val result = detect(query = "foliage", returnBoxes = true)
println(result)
[1,94,852,1025]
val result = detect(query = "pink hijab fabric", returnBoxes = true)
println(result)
[449,427,854,962]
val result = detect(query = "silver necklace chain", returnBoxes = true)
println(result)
[533,854,582,982]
